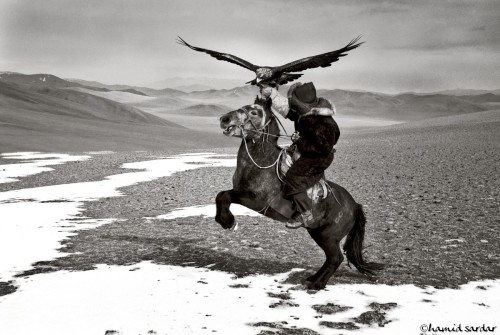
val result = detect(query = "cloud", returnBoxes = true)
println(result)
[471,25,486,32]
[1,0,499,91]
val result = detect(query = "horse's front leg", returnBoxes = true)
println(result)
[215,190,255,230]
[215,190,235,229]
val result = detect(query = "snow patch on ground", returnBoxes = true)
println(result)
[0,262,497,335]
[0,201,116,280]
[0,152,91,183]
[155,204,261,220]
[0,152,236,281]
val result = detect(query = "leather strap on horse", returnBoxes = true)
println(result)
[240,125,287,169]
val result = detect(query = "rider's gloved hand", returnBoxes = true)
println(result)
[291,131,301,143]
[260,85,274,99]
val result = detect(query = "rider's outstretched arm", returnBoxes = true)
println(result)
[261,87,290,118]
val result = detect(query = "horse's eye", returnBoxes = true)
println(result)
[250,110,258,116]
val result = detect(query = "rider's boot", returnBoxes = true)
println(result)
[285,192,314,229]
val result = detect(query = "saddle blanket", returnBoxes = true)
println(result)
[278,148,329,202]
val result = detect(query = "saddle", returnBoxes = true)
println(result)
[269,147,329,219]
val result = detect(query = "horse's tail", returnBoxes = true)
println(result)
[343,204,384,275]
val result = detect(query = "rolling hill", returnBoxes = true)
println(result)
[0,81,230,152]
[181,86,499,122]
[315,90,492,121]
[2,71,499,151]
[66,78,187,97]
[160,104,230,116]
[63,74,500,125]
[0,72,83,89]
[432,88,500,96]
[147,76,243,91]
[69,87,156,104]
[131,96,191,110]
[0,72,180,99]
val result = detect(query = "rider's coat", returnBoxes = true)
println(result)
[267,82,339,196]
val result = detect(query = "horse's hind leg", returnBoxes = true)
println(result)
[306,228,344,290]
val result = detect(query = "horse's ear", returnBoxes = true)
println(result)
[253,95,271,109]
[264,97,272,111]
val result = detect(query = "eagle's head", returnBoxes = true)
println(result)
[255,68,273,82]
[253,67,281,87]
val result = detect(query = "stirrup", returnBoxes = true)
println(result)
[285,221,304,229]
[285,211,313,229]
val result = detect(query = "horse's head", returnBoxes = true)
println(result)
[219,97,274,139]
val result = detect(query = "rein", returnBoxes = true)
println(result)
[240,131,287,169]
[238,109,289,169]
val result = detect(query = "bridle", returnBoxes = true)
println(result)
[237,106,290,141]
[236,106,290,169]
[237,107,272,139]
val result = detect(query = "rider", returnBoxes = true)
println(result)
[261,82,339,229]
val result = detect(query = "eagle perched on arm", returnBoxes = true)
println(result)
[176,36,363,87]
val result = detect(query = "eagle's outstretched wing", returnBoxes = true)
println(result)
[246,73,303,86]
[176,36,258,72]
[277,73,304,85]
[276,36,364,73]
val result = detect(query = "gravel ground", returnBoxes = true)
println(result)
[4,111,500,292]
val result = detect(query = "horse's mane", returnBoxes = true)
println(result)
[254,95,268,106]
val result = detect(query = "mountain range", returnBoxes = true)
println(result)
[146,77,243,91]
[65,75,500,122]
[0,72,234,151]
[1,71,499,151]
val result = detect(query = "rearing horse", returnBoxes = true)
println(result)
[215,97,382,290]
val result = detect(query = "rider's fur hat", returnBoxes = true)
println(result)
[288,82,333,116]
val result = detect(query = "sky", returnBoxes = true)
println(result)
[1,0,499,93]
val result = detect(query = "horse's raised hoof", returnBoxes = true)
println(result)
[216,211,235,230]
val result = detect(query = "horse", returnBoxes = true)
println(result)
[215,97,382,290]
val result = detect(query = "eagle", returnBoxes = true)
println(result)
[176,36,363,86]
